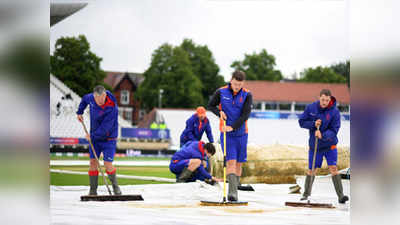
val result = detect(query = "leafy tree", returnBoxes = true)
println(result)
[50,35,110,96]
[330,60,350,87]
[299,66,346,83]
[231,49,283,81]
[137,44,203,110]
[180,39,225,101]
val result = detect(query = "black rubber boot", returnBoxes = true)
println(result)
[89,175,98,195]
[177,167,193,183]
[300,175,315,200]
[107,173,122,195]
[227,173,238,201]
[332,174,349,204]
[237,175,244,189]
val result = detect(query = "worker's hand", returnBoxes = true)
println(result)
[315,119,322,128]
[212,176,223,182]
[77,114,83,122]
[202,160,207,168]
[204,179,215,185]
[85,134,91,141]
[315,130,322,139]
[222,125,233,132]
[219,111,227,121]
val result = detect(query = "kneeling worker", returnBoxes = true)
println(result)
[169,141,220,183]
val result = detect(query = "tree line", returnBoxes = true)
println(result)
[50,35,349,110]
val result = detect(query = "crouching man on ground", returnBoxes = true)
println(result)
[169,141,221,184]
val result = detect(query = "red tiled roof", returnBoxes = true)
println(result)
[104,71,144,89]
[104,72,124,89]
[243,81,350,104]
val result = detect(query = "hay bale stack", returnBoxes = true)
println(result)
[209,143,350,184]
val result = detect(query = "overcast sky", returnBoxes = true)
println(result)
[50,0,348,81]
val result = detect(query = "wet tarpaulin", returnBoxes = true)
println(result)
[50,178,349,225]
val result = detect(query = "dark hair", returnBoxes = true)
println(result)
[232,70,246,81]
[320,89,331,97]
[204,143,216,156]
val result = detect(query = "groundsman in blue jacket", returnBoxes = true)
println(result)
[208,70,252,201]
[77,85,121,196]
[180,106,214,147]
[169,141,221,183]
[298,89,349,204]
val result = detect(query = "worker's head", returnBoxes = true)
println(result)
[230,70,246,93]
[93,85,106,106]
[319,89,332,108]
[196,106,207,120]
[204,143,216,158]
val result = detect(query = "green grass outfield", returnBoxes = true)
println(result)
[50,165,175,186]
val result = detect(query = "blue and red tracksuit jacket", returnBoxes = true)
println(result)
[180,114,214,146]
[171,141,212,179]
[76,91,118,141]
[298,96,341,151]
[219,84,250,136]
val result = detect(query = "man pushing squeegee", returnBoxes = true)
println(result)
[77,85,143,201]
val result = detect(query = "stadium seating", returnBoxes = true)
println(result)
[50,74,132,140]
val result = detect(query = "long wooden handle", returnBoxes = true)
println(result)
[81,120,112,195]
[223,120,227,202]
[311,126,320,174]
